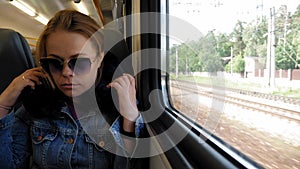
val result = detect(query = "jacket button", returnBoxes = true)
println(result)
[98,141,105,147]
[68,138,74,144]
[37,136,43,141]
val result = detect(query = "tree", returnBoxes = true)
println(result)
[231,21,247,57]
[225,54,245,74]
[169,41,203,74]
[275,4,300,69]
[215,33,231,58]
[243,16,268,57]
[198,31,224,72]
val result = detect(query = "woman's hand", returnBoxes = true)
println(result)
[0,67,46,113]
[107,74,139,132]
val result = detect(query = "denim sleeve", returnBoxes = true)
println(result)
[110,114,144,138]
[110,114,145,149]
[0,107,32,169]
[110,114,148,169]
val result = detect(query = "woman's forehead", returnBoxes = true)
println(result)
[46,31,98,58]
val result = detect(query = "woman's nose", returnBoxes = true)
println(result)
[61,63,74,76]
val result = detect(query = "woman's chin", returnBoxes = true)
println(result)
[62,90,83,98]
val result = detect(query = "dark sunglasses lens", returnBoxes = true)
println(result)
[40,58,63,73]
[71,58,92,74]
[48,59,63,73]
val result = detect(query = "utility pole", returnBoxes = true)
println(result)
[266,7,276,88]
[283,10,289,48]
[175,46,178,78]
[185,55,188,75]
[230,46,233,75]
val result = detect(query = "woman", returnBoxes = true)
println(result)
[0,10,145,169]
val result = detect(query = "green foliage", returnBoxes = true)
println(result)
[224,54,245,73]
[230,21,247,57]
[243,17,268,57]
[233,54,245,73]
[274,4,300,69]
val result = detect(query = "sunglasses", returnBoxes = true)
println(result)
[40,57,97,75]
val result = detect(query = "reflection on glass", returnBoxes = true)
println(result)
[167,1,300,169]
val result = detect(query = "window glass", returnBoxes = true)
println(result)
[166,0,300,169]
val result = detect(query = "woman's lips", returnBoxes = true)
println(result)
[61,83,79,89]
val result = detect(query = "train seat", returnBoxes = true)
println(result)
[0,28,35,105]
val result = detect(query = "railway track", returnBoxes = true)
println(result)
[170,80,300,123]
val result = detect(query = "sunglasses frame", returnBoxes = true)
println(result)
[40,57,97,75]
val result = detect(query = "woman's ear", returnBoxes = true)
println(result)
[97,51,104,68]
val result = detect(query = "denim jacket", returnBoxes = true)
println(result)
[0,105,145,169]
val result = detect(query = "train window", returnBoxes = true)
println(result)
[163,0,300,169]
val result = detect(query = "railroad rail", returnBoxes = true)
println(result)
[170,79,300,123]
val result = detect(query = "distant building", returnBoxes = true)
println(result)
[244,56,265,78]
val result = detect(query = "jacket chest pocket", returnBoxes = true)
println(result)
[30,123,58,166]
[31,127,57,144]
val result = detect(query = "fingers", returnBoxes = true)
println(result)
[107,74,139,121]
[0,67,49,107]
[107,73,135,90]
[20,67,47,89]
[107,74,137,105]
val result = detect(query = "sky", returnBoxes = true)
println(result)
[169,0,300,35]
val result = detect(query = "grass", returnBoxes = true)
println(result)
[170,74,300,99]
[272,87,300,98]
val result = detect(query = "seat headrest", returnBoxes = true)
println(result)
[0,28,35,94]
[96,28,133,116]
[101,28,132,81]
